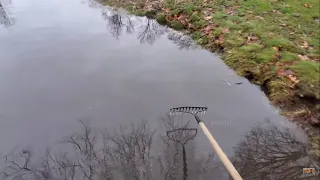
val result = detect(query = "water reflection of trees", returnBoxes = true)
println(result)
[232,120,318,180]
[2,118,314,180]
[0,116,220,180]
[0,1,14,27]
[167,32,196,50]
[102,11,134,39]
[137,19,166,45]
[101,10,166,45]
[157,115,221,180]
[100,10,196,48]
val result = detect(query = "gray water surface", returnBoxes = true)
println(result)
[0,0,313,179]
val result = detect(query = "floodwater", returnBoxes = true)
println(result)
[0,0,316,179]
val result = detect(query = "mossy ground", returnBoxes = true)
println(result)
[102,0,320,157]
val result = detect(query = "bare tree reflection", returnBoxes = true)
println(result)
[167,32,197,50]
[63,120,108,180]
[0,1,14,27]
[0,118,222,180]
[81,0,100,8]
[103,121,154,180]
[102,11,134,39]
[137,18,166,45]
[98,7,200,49]
[232,120,317,180]
[0,150,42,179]
[157,115,221,180]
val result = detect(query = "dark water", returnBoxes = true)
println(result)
[0,0,317,179]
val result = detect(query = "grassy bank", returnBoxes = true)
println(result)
[102,0,320,156]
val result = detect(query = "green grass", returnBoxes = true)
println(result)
[240,44,261,52]
[266,37,294,50]
[291,61,320,98]
[281,51,298,62]
[169,20,185,30]
[156,13,167,25]
[191,31,202,40]
[190,13,201,22]
[255,49,276,63]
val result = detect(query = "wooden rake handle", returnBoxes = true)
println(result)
[198,121,243,180]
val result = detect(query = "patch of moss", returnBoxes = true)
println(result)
[145,10,157,18]
[291,61,320,98]
[197,36,209,45]
[169,8,180,16]
[225,37,245,47]
[134,9,147,16]
[268,79,290,103]
[240,44,261,52]
[156,13,167,25]
[223,50,260,77]
[281,51,298,62]
[169,20,185,30]
[310,37,320,47]
[212,27,223,36]
[180,3,196,15]
[255,48,276,63]
[242,0,273,13]
[212,12,228,19]
[266,36,294,50]
[190,13,201,23]
[193,19,206,29]
[163,0,175,9]
[191,31,202,40]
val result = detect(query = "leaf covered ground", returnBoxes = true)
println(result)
[102,0,320,156]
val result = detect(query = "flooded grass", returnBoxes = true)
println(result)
[100,0,320,159]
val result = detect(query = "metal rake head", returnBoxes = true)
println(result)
[170,106,207,115]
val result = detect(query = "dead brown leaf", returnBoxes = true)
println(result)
[285,70,295,76]
[162,8,170,14]
[297,54,310,61]
[201,25,212,35]
[246,34,259,44]
[226,5,241,15]
[276,69,286,76]
[256,16,264,20]
[223,27,230,33]
[289,89,294,97]
[272,47,279,51]
[204,16,212,20]
[272,10,282,14]
[277,69,296,77]
[215,34,224,44]
[309,116,320,125]
[299,41,310,49]
[304,4,312,8]
[288,74,300,84]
